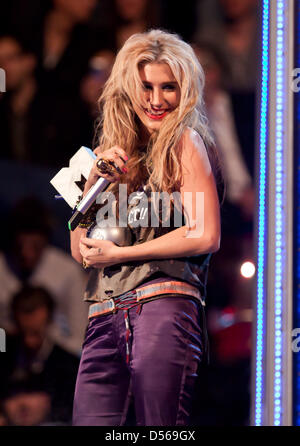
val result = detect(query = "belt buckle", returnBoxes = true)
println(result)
[89,299,117,318]
[111,298,117,313]
[106,298,116,314]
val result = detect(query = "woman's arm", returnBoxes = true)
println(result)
[70,223,88,264]
[80,129,221,267]
[121,129,220,260]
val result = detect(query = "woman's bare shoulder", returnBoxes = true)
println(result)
[180,127,204,148]
[179,127,211,174]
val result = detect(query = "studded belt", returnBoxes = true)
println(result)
[87,280,205,365]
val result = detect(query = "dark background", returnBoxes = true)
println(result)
[0,0,258,426]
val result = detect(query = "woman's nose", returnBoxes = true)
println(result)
[150,88,164,107]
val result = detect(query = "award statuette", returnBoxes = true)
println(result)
[50,146,133,245]
[87,222,133,247]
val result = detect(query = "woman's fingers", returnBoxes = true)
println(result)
[94,145,128,162]
[109,146,129,164]
[87,146,129,187]
[98,153,128,176]
[80,237,101,248]
[80,245,93,261]
[94,146,129,174]
[80,236,118,269]
[79,244,89,258]
[93,146,101,156]
[80,239,103,258]
[80,247,99,265]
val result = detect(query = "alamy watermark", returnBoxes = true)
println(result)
[292,328,300,352]
[0,328,6,352]
[94,184,205,238]
[291,68,300,93]
[0,68,5,93]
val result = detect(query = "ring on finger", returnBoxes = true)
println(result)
[97,248,102,254]
[107,160,123,175]
[96,158,114,175]
[82,260,89,269]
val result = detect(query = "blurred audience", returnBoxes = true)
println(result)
[160,0,198,43]
[194,0,258,182]
[0,285,80,425]
[0,35,37,163]
[110,0,161,51]
[0,0,113,168]
[30,0,110,168]
[191,242,253,426]
[34,0,109,86]
[0,197,88,355]
[193,42,254,223]
[0,1,50,43]
[195,0,259,93]
[0,0,260,427]
[80,0,161,120]
[1,385,52,426]
[80,50,115,119]
[0,410,7,426]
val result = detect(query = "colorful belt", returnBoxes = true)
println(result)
[88,280,204,319]
[87,280,204,365]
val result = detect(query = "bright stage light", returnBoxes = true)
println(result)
[240,261,256,278]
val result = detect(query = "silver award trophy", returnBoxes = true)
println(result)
[50,146,133,246]
[87,194,133,246]
[87,220,133,247]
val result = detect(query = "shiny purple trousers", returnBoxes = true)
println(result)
[72,295,206,426]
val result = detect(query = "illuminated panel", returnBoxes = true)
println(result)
[293,0,300,427]
[255,0,270,426]
[273,0,285,426]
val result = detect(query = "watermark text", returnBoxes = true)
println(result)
[0,68,5,93]
[95,185,205,238]
[0,328,6,352]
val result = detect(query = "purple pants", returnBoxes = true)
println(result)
[72,295,206,426]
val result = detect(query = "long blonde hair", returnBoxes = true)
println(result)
[95,29,221,216]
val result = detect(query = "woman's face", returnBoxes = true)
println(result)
[133,62,180,135]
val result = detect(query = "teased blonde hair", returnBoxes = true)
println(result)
[96,29,219,217]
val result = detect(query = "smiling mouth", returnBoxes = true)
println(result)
[143,108,171,120]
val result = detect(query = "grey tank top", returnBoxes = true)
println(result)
[83,183,211,303]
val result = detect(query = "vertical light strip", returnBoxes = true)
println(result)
[255,0,270,426]
[293,0,300,427]
[273,0,285,426]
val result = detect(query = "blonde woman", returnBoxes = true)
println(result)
[71,29,221,426]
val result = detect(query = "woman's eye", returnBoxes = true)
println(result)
[163,85,176,91]
[143,84,152,90]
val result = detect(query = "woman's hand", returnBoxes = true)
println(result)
[84,145,129,194]
[71,146,129,266]
[79,236,123,269]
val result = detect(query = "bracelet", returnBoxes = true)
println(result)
[70,194,97,229]
[78,202,99,229]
